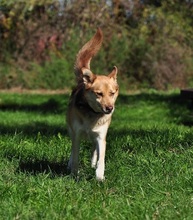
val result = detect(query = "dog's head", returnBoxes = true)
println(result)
[81,66,119,114]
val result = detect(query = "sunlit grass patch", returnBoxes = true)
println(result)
[0,91,193,219]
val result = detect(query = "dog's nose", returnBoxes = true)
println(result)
[105,106,113,114]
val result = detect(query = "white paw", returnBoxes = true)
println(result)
[96,168,105,181]
[91,160,97,168]
[91,150,97,168]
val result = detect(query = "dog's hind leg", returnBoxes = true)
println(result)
[68,134,80,178]
[91,147,97,168]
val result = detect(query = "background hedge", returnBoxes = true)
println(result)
[0,0,193,90]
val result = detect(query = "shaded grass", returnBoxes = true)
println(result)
[0,90,193,219]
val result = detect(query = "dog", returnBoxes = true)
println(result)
[66,28,119,181]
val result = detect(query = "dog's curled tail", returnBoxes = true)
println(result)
[74,28,103,81]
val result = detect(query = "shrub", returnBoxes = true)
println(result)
[0,0,193,90]
[122,4,193,89]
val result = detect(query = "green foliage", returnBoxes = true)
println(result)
[0,0,193,90]
[123,4,193,89]
[1,91,193,219]
[25,57,73,89]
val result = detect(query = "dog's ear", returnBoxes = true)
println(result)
[81,68,96,84]
[108,66,118,82]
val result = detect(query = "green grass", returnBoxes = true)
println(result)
[1,90,193,219]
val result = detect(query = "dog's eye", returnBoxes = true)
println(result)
[96,92,103,97]
[110,92,115,97]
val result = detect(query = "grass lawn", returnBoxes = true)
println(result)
[0,90,193,219]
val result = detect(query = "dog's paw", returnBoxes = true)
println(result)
[96,175,105,181]
[91,150,97,168]
[91,161,97,168]
[96,169,105,181]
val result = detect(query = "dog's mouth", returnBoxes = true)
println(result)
[86,101,114,115]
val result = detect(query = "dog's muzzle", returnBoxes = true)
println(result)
[103,106,114,114]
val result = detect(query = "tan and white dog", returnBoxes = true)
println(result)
[66,28,119,181]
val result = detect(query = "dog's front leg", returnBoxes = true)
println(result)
[68,134,80,178]
[95,137,106,181]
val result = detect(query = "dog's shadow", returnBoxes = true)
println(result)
[18,160,69,177]
[18,160,95,181]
